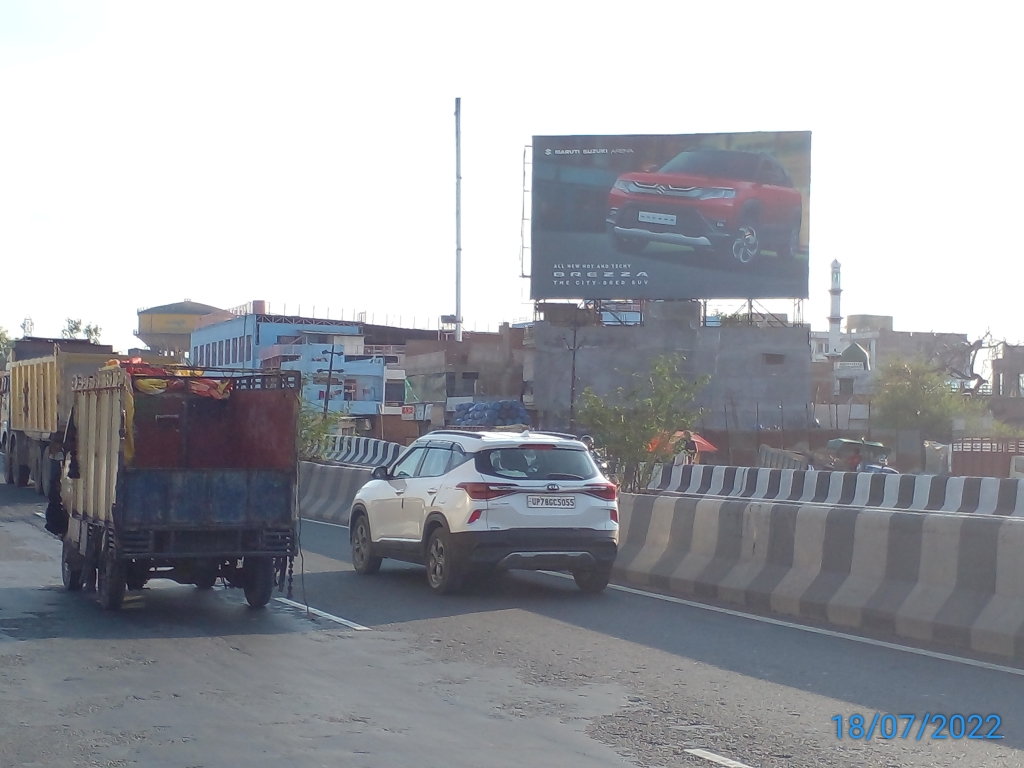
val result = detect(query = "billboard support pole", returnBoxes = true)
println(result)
[455,97,463,343]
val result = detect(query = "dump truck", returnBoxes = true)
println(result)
[56,361,300,609]
[2,338,118,496]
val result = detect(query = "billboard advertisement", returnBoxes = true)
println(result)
[530,131,811,301]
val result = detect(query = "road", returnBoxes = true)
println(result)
[3,481,1023,767]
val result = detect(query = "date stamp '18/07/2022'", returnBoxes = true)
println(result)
[832,714,1003,741]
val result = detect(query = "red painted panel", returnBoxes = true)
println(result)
[130,377,298,470]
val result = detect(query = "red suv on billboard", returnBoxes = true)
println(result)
[606,149,803,264]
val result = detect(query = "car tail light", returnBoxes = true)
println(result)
[583,483,617,501]
[468,509,483,524]
[457,482,515,500]
[610,508,619,523]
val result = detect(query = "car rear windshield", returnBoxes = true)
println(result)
[475,446,598,481]
[659,150,760,182]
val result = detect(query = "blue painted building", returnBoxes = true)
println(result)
[189,306,404,420]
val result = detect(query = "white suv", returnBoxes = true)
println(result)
[349,430,619,594]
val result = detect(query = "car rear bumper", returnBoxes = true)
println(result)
[450,528,618,572]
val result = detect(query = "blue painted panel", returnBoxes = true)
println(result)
[120,470,293,528]
[208,472,248,524]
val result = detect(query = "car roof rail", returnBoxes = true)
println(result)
[526,431,581,441]
[426,430,486,439]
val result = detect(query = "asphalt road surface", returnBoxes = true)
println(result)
[3,480,1024,768]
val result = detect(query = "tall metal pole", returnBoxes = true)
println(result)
[322,344,336,418]
[455,97,463,342]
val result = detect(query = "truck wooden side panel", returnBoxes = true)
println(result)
[10,352,118,438]
[61,366,123,524]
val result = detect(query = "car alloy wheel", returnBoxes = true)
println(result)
[425,526,463,594]
[350,515,381,575]
[427,535,446,589]
[732,226,759,264]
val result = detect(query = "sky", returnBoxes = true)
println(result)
[1,1,1021,367]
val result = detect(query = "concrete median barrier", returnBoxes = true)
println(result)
[321,436,402,466]
[650,464,1024,516]
[298,461,372,526]
[613,493,1024,659]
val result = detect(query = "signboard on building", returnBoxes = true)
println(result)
[531,131,811,301]
[401,405,415,420]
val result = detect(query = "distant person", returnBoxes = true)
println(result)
[846,448,862,473]
[681,431,698,465]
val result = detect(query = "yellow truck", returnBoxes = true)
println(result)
[2,338,118,498]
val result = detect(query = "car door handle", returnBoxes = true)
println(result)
[394,489,405,495]
[427,488,438,495]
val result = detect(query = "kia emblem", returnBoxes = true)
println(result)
[547,483,560,491]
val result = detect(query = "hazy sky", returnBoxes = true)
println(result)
[2,1,1021,364]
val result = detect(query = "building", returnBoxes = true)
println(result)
[135,300,222,359]
[404,326,529,429]
[988,344,1024,428]
[809,263,971,405]
[528,300,814,431]
[189,300,439,441]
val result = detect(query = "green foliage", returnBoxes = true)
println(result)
[298,401,348,461]
[873,357,1007,440]
[61,318,82,339]
[577,354,708,492]
[61,318,102,343]
[0,326,11,368]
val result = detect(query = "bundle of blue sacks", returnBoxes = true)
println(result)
[452,399,531,427]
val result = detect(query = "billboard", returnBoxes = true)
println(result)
[530,131,811,301]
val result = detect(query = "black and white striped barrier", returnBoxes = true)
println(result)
[649,464,1024,516]
[614,493,1024,659]
[321,436,402,467]
[298,461,373,525]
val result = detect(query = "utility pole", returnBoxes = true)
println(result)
[454,97,463,343]
[321,344,340,418]
[564,309,583,433]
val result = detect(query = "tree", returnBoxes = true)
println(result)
[61,318,102,343]
[873,357,980,440]
[577,354,708,492]
[0,326,11,368]
[297,375,349,460]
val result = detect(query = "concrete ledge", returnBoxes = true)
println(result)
[613,493,1024,660]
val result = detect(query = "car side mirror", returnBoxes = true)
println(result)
[371,465,389,480]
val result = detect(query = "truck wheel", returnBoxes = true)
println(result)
[97,553,126,610]
[425,526,464,595]
[10,436,29,487]
[38,452,59,497]
[35,447,46,495]
[3,444,13,484]
[61,539,83,592]
[573,563,612,593]
[194,564,218,590]
[126,561,149,591]
[242,557,274,608]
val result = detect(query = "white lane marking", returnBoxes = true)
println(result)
[684,748,754,768]
[300,517,349,529]
[33,511,45,519]
[274,597,369,630]
[542,573,1024,677]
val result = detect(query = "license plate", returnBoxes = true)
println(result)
[638,210,676,226]
[527,495,576,509]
